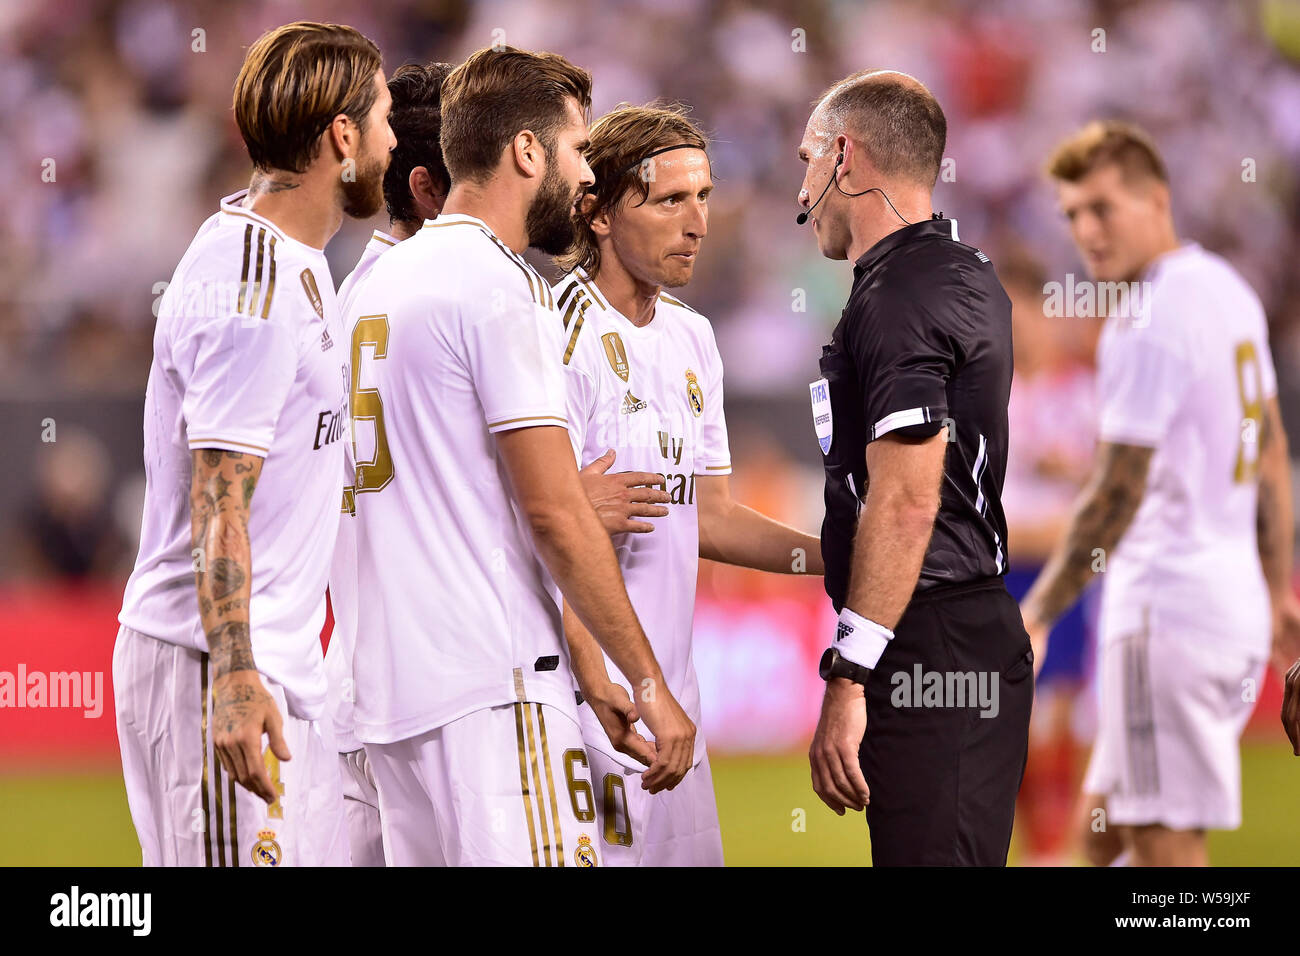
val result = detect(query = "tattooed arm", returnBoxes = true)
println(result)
[1020,441,1154,671]
[191,448,290,802]
[1256,398,1300,680]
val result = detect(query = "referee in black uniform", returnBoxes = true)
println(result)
[796,70,1033,866]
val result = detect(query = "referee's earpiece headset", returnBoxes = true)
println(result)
[796,147,918,226]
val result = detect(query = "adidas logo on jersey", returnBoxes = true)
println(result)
[320,327,333,351]
[621,390,647,415]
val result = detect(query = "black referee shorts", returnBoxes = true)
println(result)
[860,577,1033,866]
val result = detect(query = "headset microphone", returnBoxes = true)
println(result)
[796,152,918,227]
[796,153,843,225]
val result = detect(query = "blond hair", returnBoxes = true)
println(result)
[1046,119,1168,185]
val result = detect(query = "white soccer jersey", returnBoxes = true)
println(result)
[325,230,399,754]
[119,191,349,719]
[1096,242,1276,654]
[553,269,731,769]
[338,229,398,315]
[348,213,577,744]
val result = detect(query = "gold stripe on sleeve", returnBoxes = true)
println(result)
[486,234,539,304]
[249,228,266,317]
[562,303,587,365]
[535,704,565,867]
[703,464,731,471]
[237,224,252,315]
[200,653,212,867]
[486,415,568,430]
[260,236,277,319]
[514,703,541,867]
[522,703,553,866]
[556,280,579,314]
[561,291,584,331]
[576,272,607,310]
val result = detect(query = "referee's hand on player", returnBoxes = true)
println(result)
[211,670,291,804]
[579,449,671,534]
[809,677,871,814]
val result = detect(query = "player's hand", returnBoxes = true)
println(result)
[586,682,655,767]
[809,677,870,814]
[1282,658,1300,755]
[579,449,670,535]
[633,679,695,793]
[1021,609,1050,679]
[211,670,290,803]
[1270,590,1300,678]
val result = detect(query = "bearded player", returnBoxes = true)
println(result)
[553,103,824,866]
[114,22,394,866]
[345,48,693,867]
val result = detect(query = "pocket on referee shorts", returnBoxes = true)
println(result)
[1003,646,1034,683]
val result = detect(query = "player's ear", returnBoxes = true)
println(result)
[510,129,543,179]
[409,166,446,221]
[588,199,613,238]
[1149,179,1171,217]
[324,113,355,162]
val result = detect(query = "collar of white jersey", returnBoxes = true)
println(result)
[569,266,677,338]
[368,229,399,253]
[421,212,496,237]
[219,190,290,244]
[1142,240,1203,283]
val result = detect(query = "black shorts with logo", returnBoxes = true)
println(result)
[860,577,1034,866]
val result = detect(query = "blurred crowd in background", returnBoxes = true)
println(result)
[4,0,1299,862]
[5,0,1300,586]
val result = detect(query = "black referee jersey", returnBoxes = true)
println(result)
[816,216,1013,610]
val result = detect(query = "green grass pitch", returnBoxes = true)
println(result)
[3,743,1297,865]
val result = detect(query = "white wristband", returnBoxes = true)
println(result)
[834,608,894,670]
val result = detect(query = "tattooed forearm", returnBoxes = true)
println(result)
[191,449,265,680]
[208,557,245,599]
[1025,442,1153,624]
[207,620,257,678]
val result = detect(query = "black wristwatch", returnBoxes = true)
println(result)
[819,647,873,685]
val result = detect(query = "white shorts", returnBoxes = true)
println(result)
[588,747,724,867]
[113,625,348,867]
[1082,624,1265,831]
[339,749,384,867]
[365,701,601,867]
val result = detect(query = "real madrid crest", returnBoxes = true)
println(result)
[601,332,630,382]
[685,368,704,417]
[252,828,282,867]
[575,833,598,867]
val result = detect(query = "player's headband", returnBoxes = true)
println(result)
[620,143,709,178]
